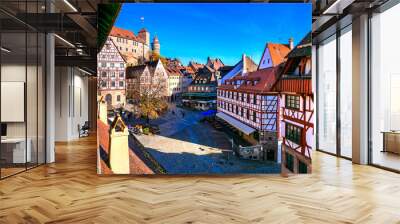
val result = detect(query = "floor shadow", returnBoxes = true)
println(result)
[125,109,232,150]
[143,147,281,174]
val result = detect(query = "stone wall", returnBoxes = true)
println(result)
[261,131,278,162]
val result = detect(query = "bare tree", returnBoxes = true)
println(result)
[126,72,168,124]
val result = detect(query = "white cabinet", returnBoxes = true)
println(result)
[1,138,32,163]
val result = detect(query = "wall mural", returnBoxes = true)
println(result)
[96,3,313,175]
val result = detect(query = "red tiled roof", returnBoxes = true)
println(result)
[166,66,183,77]
[97,119,156,174]
[268,43,291,66]
[258,43,291,69]
[274,78,312,95]
[110,26,136,40]
[110,26,147,44]
[219,66,282,94]
[182,66,195,74]
[206,57,224,70]
[120,52,139,62]
[189,61,204,71]
[268,43,290,66]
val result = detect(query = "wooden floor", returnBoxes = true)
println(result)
[372,150,400,171]
[0,135,400,223]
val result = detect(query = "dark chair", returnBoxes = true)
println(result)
[79,121,90,138]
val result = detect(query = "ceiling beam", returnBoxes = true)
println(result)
[66,13,97,46]
[55,55,96,73]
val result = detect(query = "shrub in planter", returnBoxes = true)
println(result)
[143,127,150,135]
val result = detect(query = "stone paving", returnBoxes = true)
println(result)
[132,103,281,174]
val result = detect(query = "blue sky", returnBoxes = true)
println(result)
[114,3,311,65]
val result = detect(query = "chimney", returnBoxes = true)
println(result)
[289,37,294,50]
[109,115,130,174]
[98,97,108,125]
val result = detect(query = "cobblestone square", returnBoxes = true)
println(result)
[131,103,281,174]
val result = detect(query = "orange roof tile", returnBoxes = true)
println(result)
[166,66,183,77]
[110,26,137,40]
[267,43,291,66]
[257,43,291,70]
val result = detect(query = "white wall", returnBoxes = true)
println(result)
[54,66,89,141]
[259,49,273,69]
[1,64,39,137]
[1,62,46,164]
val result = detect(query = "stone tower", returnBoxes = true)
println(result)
[138,28,150,46]
[152,35,160,55]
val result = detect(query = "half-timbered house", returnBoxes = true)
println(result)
[216,41,291,161]
[273,32,313,173]
[97,37,126,109]
[182,66,217,110]
[125,59,168,103]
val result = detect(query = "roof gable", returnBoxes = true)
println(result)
[258,42,290,70]
[218,55,258,86]
[98,38,126,63]
[206,57,225,70]
[126,64,147,79]
[287,32,312,58]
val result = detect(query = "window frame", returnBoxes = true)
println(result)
[285,95,301,110]
[285,122,302,145]
[285,152,294,172]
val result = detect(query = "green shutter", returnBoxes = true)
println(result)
[298,161,308,174]
[285,152,294,172]
[285,123,302,145]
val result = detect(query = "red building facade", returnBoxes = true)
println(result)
[274,33,313,173]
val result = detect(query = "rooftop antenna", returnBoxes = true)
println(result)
[140,16,145,25]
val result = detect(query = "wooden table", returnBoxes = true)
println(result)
[382,131,400,154]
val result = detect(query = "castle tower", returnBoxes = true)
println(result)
[152,35,160,55]
[138,28,150,46]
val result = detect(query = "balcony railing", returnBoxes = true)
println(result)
[275,75,312,94]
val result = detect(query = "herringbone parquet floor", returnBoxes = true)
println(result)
[0,135,399,223]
